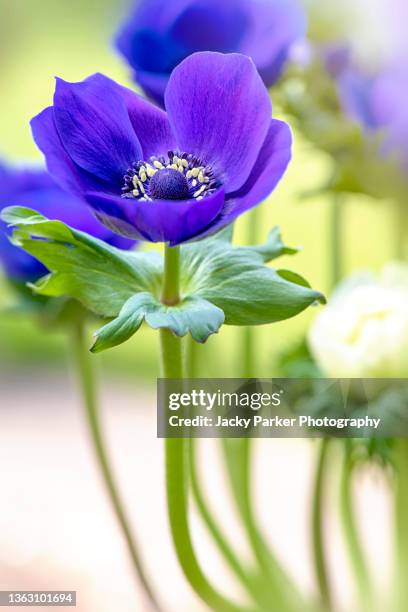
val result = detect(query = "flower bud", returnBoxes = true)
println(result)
[308,263,408,378]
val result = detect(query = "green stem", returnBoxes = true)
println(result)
[162,242,180,305]
[222,437,302,611]
[186,334,199,379]
[222,439,268,572]
[243,328,256,378]
[394,203,408,612]
[393,201,407,612]
[329,193,344,290]
[161,245,246,612]
[241,208,259,379]
[312,439,332,611]
[70,320,160,612]
[395,198,408,261]
[395,438,408,612]
[339,443,371,610]
[190,438,269,607]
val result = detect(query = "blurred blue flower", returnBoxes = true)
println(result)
[31,52,292,245]
[367,61,408,169]
[0,164,135,283]
[337,68,380,131]
[321,43,352,79]
[324,45,408,170]
[115,0,307,105]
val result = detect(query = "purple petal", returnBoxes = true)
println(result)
[19,186,135,251]
[0,230,47,282]
[31,107,111,196]
[85,188,225,244]
[0,163,136,283]
[115,0,192,73]
[240,0,307,86]
[53,74,142,185]
[169,0,248,54]
[116,84,176,157]
[231,119,292,199]
[0,164,55,194]
[133,70,171,107]
[190,119,292,240]
[165,52,272,192]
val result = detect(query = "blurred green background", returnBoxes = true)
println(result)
[0,0,396,383]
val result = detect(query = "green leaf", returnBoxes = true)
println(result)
[242,226,299,262]
[201,267,325,326]
[181,234,325,327]
[2,207,163,317]
[92,292,224,352]
[1,206,47,226]
[3,206,324,349]
[91,293,156,353]
[276,269,311,288]
[146,295,224,341]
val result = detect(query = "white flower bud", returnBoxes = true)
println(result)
[308,263,408,378]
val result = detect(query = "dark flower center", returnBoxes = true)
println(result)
[149,168,189,200]
[122,151,220,203]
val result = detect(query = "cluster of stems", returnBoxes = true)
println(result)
[67,193,407,612]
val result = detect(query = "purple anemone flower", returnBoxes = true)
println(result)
[31,52,292,245]
[0,163,135,283]
[115,0,307,105]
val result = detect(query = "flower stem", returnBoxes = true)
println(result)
[69,319,160,611]
[161,245,246,612]
[222,437,302,611]
[329,193,344,290]
[186,335,199,378]
[395,198,408,261]
[242,327,256,378]
[162,242,180,305]
[339,443,371,610]
[394,438,408,612]
[241,207,259,379]
[189,438,267,606]
[311,439,332,611]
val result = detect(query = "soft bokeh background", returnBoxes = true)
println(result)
[0,0,397,610]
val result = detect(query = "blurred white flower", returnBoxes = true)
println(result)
[308,263,408,377]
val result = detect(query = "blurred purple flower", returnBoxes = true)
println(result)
[115,0,307,105]
[337,69,380,131]
[31,52,292,245]
[321,43,352,79]
[338,61,408,168]
[323,42,408,170]
[369,61,408,167]
[0,164,135,283]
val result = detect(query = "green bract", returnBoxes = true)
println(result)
[1,206,325,352]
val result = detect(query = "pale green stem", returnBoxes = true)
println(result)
[394,439,408,612]
[395,198,408,261]
[222,437,303,611]
[329,193,344,291]
[394,200,408,611]
[340,443,372,610]
[312,439,332,611]
[189,439,270,607]
[70,320,161,612]
[241,208,259,379]
[161,245,248,612]
[186,334,199,379]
